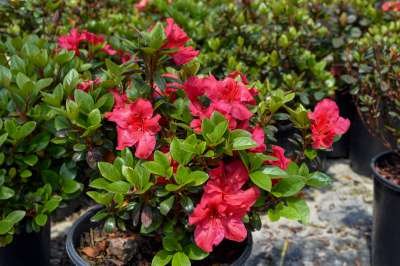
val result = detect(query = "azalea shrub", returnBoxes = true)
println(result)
[0,35,82,246]
[137,0,336,107]
[344,5,400,150]
[54,18,350,265]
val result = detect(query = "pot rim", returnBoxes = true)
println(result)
[66,205,102,266]
[371,150,400,192]
[66,206,253,265]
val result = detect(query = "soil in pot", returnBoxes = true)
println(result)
[372,151,400,266]
[373,152,400,185]
[78,228,250,266]
[70,207,252,266]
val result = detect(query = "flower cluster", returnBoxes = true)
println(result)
[189,161,259,252]
[382,1,400,12]
[105,91,161,159]
[163,18,199,65]
[308,99,351,150]
[183,74,255,133]
[58,28,117,56]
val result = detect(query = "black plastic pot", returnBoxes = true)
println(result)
[0,221,51,266]
[327,91,354,159]
[372,151,400,266]
[350,111,386,176]
[66,206,253,266]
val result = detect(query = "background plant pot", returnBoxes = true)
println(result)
[66,206,253,266]
[0,221,50,266]
[372,151,400,266]
[350,111,386,176]
[52,196,93,223]
[327,91,354,159]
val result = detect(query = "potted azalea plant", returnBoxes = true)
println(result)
[345,5,400,265]
[0,35,82,265]
[61,19,350,265]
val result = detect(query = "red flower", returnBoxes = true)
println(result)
[189,161,259,252]
[58,29,84,55]
[164,18,199,65]
[105,93,161,159]
[250,126,266,153]
[77,77,101,91]
[164,18,190,49]
[183,75,255,133]
[382,1,400,11]
[135,0,150,11]
[265,145,290,170]
[58,29,116,56]
[308,99,350,150]
[171,46,199,65]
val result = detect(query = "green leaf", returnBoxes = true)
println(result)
[88,109,101,126]
[0,186,15,200]
[250,171,272,191]
[87,191,113,205]
[106,181,131,194]
[34,214,48,226]
[170,139,192,165]
[262,166,288,177]
[188,171,209,186]
[152,250,173,266]
[42,196,62,213]
[163,236,182,252]
[16,121,36,140]
[89,178,110,190]
[232,137,257,150]
[63,69,80,92]
[0,66,11,87]
[62,179,81,194]
[272,176,305,197]
[268,198,310,224]
[74,89,94,113]
[306,172,331,188]
[184,243,209,260]
[149,22,166,50]
[0,133,8,147]
[172,252,190,266]
[143,161,168,178]
[22,154,38,166]
[98,162,121,182]
[160,196,175,215]
[104,216,116,233]
[0,210,25,234]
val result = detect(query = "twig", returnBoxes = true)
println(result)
[279,239,289,266]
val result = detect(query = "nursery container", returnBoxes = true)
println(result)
[66,206,253,266]
[327,91,354,159]
[350,111,386,176]
[372,151,400,266]
[0,222,50,266]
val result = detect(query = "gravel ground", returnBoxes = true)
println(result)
[51,159,373,266]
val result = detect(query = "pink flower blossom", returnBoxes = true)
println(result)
[105,93,161,159]
[58,29,85,55]
[135,0,150,11]
[382,1,400,11]
[58,29,116,56]
[77,77,102,92]
[308,99,350,150]
[265,145,290,170]
[250,126,266,153]
[183,75,255,132]
[164,18,199,65]
[189,161,259,252]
